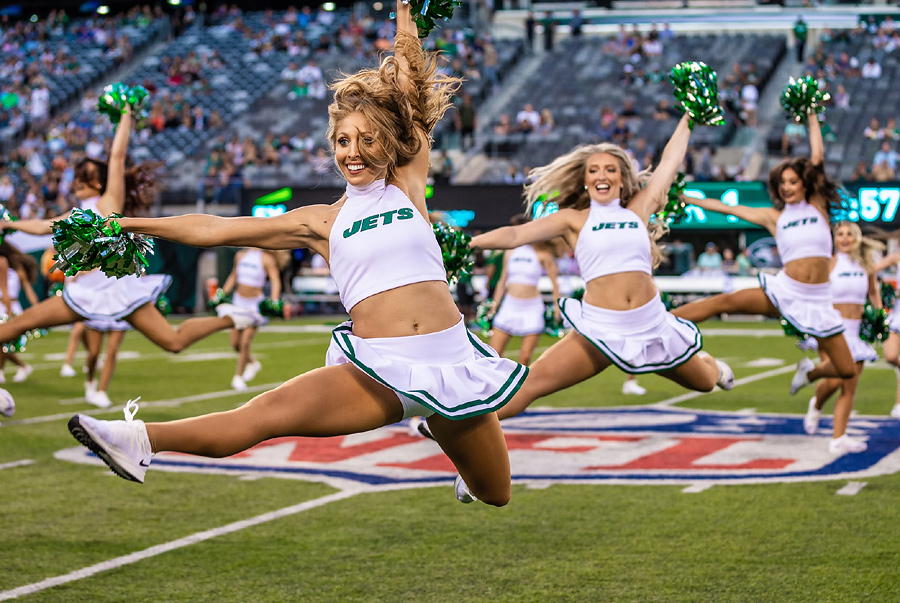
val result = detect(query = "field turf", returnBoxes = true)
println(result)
[2,319,899,602]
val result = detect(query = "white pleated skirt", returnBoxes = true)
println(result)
[232,292,267,328]
[63,270,172,321]
[759,271,844,339]
[326,317,528,420]
[492,295,545,336]
[558,294,703,374]
[890,301,900,335]
[797,318,879,363]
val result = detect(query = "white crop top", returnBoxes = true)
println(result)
[574,200,652,282]
[328,179,446,312]
[236,249,267,288]
[80,195,101,214]
[505,245,542,287]
[775,201,832,264]
[4,268,20,300]
[830,252,868,305]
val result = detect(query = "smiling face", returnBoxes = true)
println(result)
[834,223,858,253]
[333,112,387,186]
[584,152,623,204]
[778,167,806,205]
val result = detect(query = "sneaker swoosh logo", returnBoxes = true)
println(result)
[139,460,150,467]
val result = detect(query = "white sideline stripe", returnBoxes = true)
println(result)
[836,481,867,496]
[653,364,798,408]
[0,459,34,471]
[682,483,713,493]
[0,489,361,601]
[0,382,285,428]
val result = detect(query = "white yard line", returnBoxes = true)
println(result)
[0,459,35,471]
[0,489,362,601]
[836,481,867,496]
[653,364,798,408]
[682,483,714,493]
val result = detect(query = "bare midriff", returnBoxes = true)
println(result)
[348,280,462,338]
[783,256,831,285]
[583,271,656,311]
[506,283,541,299]
[833,303,864,320]
[236,283,263,298]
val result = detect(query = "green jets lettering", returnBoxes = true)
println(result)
[781,217,818,229]
[343,208,415,238]
[592,221,639,231]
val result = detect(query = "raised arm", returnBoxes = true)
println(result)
[808,110,824,166]
[221,259,238,294]
[472,210,577,251]
[117,205,330,252]
[687,196,779,234]
[628,114,691,222]
[872,251,900,273]
[394,0,419,80]
[99,108,133,215]
[869,272,883,310]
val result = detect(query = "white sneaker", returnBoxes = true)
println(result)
[621,379,647,395]
[85,379,98,400]
[87,390,112,408]
[217,303,259,330]
[454,474,478,504]
[408,416,424,437]
[242,359,262,382]
[804,396,821,435]
[891,404,900,419]
[231,375,248,391]
[60,364,77,378]
[0,387,14,417]
[789,357,815,395]
[13,364,32,383]
[715,360,735,391]
[828,434,868,455]
[0,371,6,384]
[68,398,152,483]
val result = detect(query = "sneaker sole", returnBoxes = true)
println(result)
[67,415,144,483]
[417,420,436,441]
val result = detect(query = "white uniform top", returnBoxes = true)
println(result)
[505,245,542,287]
[80,195,101,213]
[236,249,267,288]
[775,200,832,264]
[328,179,446,312]
[830,252,868,305]
[4,268,21,301]
[574,200,652,282]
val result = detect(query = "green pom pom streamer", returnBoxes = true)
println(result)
[0,314,48,354]
[780,76,831,124]
[51,209,154,278]
[881,280,896,310]
[859,303,889,343]
[473,298,493,337]
[668,62,726,129]
[98,83,151,124]
[155,295,172,316]
[206,288,232,311]
[781,318,810,342]
[48,282,64,297]
[0,203,18,246]
[570,288,585,301]
[655,173,688,225]
[432,222,474,285]
[543,304,565,338]
[391,0,460,37]
[259,298,284,318]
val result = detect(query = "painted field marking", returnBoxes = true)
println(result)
[682,483,714,493]
[0,489,363,602]
[836,481,867,496]
[0,459,34,471]
[653,364,798,408]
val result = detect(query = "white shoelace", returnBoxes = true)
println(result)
[124,397,142,422]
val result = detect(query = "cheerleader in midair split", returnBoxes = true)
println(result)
[0,105,259,377]
[801,222,882,453]
[220,248,282,391]
[66,2,525,507]
[0,242,39,383]
[470,114,734,422]
[670,111,861,452]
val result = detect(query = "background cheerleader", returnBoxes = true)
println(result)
[872,248,900,418]
[0,242,39,383]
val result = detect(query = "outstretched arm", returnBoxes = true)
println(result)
[19,268,39,307]
[873,251,900,273]
[222,260,238,294]
[117,205,329,251]
[869,273,883,310]
[808,110,824,166]
[472,210,575,251]
[686,196,779,234]
[629,114,692,222]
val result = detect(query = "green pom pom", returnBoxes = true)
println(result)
[206,288,232,311]
[432,222,474,284]
[51,209,154,278]
[571,288,585,302]
[474,298,493,337]
[0,314,47,353]
[392,0,460,37]
[859,303,889,343]
[660,291,679,311]
[543,304,565,338]
[881,280,896,310]
[155,295,172,316]
[0,203,18,245]
[98,83,152,124]
[259,298,284,318]
[780,76,831,124]
[781,318,809,342]
[668,62,726,128]
[48,282,64,297]
[655,173,688,224]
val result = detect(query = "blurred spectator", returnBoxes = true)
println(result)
[793,16,808,62]
[850,160,871,181]
[525,12,536,52]
[833,84,850,110]
[261,133,280,165]
[882,118,900,141]
[453,93,477,151]
[570,10,585,39]
[652,99,679,121]
[872,160,895,182]
[862,57,882,79]
[297,59,326,99]
[643,31,663,57]
[431,151,453,185]
[494,114,513,135]
[504,164,525,184]
[538,108,554,134]
[873,141,899,171]
[516,103,540,133]
[740,81,758,127]
[482,38,499,92]
[542,12,555,52]
[696,242,723,272]
[596,106,617,139]
[620,99,640,120]
[611,116,631,145]
[782,121,806,155]
[864,118,883,140]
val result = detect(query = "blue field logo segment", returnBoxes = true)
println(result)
[56,407,900,488]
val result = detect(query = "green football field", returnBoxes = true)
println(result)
[2,319,900,602]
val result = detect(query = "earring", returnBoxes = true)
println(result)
[584,185,588,191]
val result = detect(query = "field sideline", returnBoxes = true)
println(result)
[2,319,900,602]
